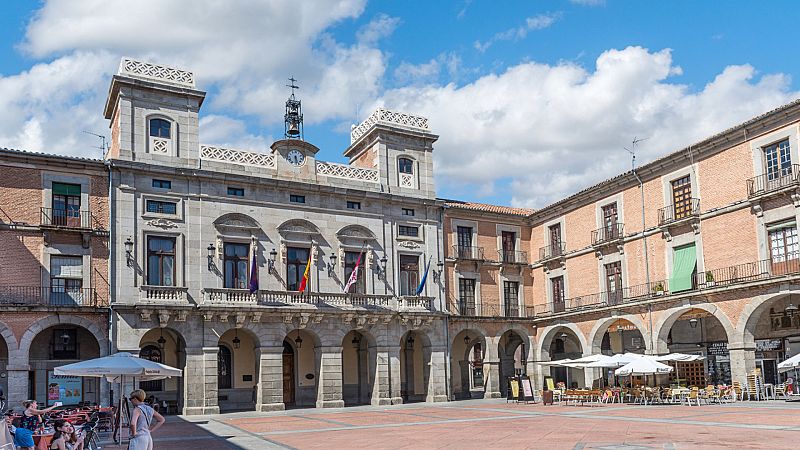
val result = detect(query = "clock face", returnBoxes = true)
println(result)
[287,149,305,166]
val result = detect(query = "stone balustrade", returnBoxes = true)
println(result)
[316,161,379,183]
[140,285,189,303]
[200,145,277,168]
[350,108,430,143]
[200,288,433,311]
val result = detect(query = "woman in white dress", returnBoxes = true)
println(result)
[128,390,165,450]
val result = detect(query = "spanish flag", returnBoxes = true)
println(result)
[298,253,312,293]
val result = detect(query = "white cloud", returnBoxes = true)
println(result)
[371,46,799,207]
[357,14,401,45]
[199,115,272,152]
[393,53,462,86]
[474,12,561,53]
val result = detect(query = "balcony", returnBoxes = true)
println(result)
[539,241,566,262]
[451,245,485,260]
[591,223,624,246]
[498,250,528,265]
[746,165,800,198]
[0,286,99,307]
[658,198,700,227]
[201,288,433,311]
[140,285,189,303]
[448,301,534,318]
[40,208,100,230]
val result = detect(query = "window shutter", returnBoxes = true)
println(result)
[669,244,697,292]
[51,256,83,278]
[52,182,81,196]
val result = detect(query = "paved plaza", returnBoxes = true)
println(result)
[100,399,800,449]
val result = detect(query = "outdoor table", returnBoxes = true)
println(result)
[34,432,54,449]
[671,388,690,404]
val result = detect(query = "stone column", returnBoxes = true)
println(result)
[316,345,345,408]
[729,343,756,388]
[7,363,29,408]
[375,346,402,405]
[182,346,220,415]
[482,341,502,398]
[255,346,285,412]
[426,345,449,402]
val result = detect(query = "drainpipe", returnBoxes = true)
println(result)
[105,159,114,357]
[631,167,653,353]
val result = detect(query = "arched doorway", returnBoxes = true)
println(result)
[341,330,377,406]
[400,330,431,403]
[599,319,646,356]
[139,328,185,413]
[217,328,258,412]
[498,330,527,396]
[450,329,486,399]
[545,328,584,389]
[0,329,9,399]
[743,294,800,386]
[283,329,319,408]
[29,325,101,406]
[665,309,731,386]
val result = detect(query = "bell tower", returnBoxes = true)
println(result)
[284,77,303,140]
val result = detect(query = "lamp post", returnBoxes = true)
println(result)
[268,248,278,274]
[294,331,303,349]
[432,260,444,283]
[207,243,216,271]
[232,329,241,349]
[124,237,134,267]
[328,252,337,277]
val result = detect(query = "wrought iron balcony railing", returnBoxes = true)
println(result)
[40,207,99,230]
[746,165,800,198]
[0,286,99,307]
[658,198,700,226]
[498,250,528,265]
[539,241,566,261]
[451,245,485,260]
[447,300,534,318]
[591,223,624,246]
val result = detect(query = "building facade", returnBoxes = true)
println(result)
[444,100,800,393]
[0,148,110,407]
[104,58,448,414]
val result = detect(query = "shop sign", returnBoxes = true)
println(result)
[47,372,83,406]
[706,341,729,356]
[755,339,783,352]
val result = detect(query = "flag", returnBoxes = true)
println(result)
[415,256,432,296]
[248,252,259,293]
[343,250,363,293]
[298,253,312,293]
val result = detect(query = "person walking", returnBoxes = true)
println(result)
[128,390,165,450]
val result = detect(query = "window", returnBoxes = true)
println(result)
[149,118,171,138]
[670,243,697,293]
[605,261,622,305]
[671,176,692,220]
[347,201,361,210]
[769,222,799,275]
[402,208,415,216]
[50,256,83,306]
[765,140,792,181]
[51,329,78,360]
[551,276,565,312]
[227,187,244,197]
[52,182,81,227]
[286,247,310,291]
[548,224,562,256]
[602,202,619,238]
[218,345,232,389]
[399,255,419,296]
[456,226,473,258]
[224,243,249,289]
[501,231,516,263]
[152,179,171,189]
[145,200,177,215]
[398,158,414,174]
[140,345,164,392]
[398,225,419,237]
[344,251,366,294]
[503,281,519,317]
[290,194,305,204]
[147,236,176,286]
[458,278,476,315]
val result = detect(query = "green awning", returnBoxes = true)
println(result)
[670,244,697,292]
[52,182,81,196]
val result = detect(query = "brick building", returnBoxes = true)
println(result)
[0,148,110,406]
[444,100,800,395]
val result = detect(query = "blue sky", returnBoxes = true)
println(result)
[2,1,800,207]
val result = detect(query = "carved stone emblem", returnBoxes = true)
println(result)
[147,218,177,229]
[398,240,420,249]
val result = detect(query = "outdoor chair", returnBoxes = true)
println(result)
[776,383,787,400]
[684,387,700,406]
[732,381,743,402]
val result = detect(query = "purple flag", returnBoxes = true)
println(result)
[248,252,259,293]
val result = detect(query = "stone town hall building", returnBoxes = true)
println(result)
[2,57,800,413]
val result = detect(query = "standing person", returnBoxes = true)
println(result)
[15,400,57,450]
[128,390,165,450]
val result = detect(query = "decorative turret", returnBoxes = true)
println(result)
[284,77,303,140]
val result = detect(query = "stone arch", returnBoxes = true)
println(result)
[336,225,377,241]
[450,327,488,399]
[587,314,650,354]
[537,322,588,362]
[653,303,736,354]
[204,323,263,349]
[0,319,18,353]
[17,314,108,359]
[213,212,262,231]
[277,219,320,236]
[738,289,800,347]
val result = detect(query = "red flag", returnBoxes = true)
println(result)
[298,253,312,293]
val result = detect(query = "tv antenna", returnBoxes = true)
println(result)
[623,136,648,171]
[83,131,108,158]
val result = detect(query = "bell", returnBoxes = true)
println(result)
[287,121,300,136]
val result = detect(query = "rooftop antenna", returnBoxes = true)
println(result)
[284,77,303,140]
[623,136,648,171]
[83,131,108,158]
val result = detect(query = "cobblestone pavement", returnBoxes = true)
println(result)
[100,399,800,449]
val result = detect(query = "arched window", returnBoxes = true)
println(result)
[218,345,232,389]
[149,118,171,139]
[140,345,164,392]
[398,157,414,174]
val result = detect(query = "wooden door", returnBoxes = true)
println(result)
[551,277,565,313]
[605,262,622,305]
[282,346,295,405]
[549,224,562,256]
[769,225,799,275]
[502,231,515,262]
[602,202,618,239]
[671,176,692,220]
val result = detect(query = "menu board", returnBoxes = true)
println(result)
[47,372,83,406]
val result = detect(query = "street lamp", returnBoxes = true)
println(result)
[207,243,216,271]
[268,248,278,273]
[786,303,799,316]
[294,331,303,349]
[406,335,414,350]
[689,318,699,328]
[61,331,71,346]
[232,329,241,349]
[328,252,338,277]
[351,335,361,349]
[433,260,444,283]
[124,237,134,267]
[157,329,166,349]
[464,335,471,346]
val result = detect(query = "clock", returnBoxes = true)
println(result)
[287,149,305,166]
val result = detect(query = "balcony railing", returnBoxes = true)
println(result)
[658,198,700,226]
[451,300,476,316]
[591,223,624,246]
[747,165,800,198]
[201,288,433,310]
[0,286,98,306]
[40,208,98,230]
[451,245,485,260]
[140,285,189,303]
[539,241,566,261]
[498,250,528,265]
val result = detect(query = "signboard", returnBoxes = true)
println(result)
[47,372,83,406]
[510,379,520,399]
[756,339,783,352]
[521,378,534,400]
[545,377,555,391]
[706,341,729,356]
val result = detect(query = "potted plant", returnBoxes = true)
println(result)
[705,271,715,287]
[652,282,665,296]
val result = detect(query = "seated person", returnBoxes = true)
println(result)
[50,419,85,450]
